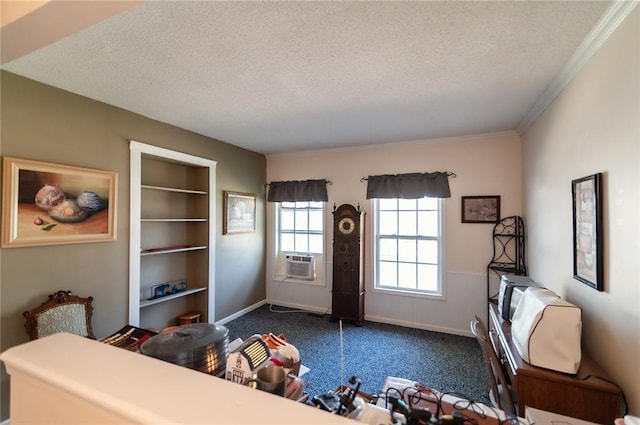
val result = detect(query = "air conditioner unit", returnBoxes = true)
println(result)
[285,254,315,280]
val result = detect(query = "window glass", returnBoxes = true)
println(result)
[280,209,294,231]
[281,233,294,252]
[379,211,398,235]
[398,211,417,235]
[278,201,324,255]
[379,238,397,262]
[374,197,443,296]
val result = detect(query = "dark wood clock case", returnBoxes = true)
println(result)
[330,203,365,325]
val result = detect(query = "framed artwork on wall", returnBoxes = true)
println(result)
[461,195,500,223]
[1,157,118,248]
[223,191,256,234]
[572,173,603,291]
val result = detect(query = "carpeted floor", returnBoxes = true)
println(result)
[223,304,491,405]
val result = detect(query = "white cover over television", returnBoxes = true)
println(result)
[511,287,582,374]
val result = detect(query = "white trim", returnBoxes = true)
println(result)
[364,314,472,338]
[370,198,445,298]
[215,300,266,325]
[1,418,10,425]
[264,299,329,315]
[216,300,331,325]
[213,298,473,337]
[128,140,217,327]
[517,0,638,133]
[266,131,519,159]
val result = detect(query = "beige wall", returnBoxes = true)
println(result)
[0,71,267,420]
[266,132,523,335]
[522,8,639,414]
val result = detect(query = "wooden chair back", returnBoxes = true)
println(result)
[23,290,95,340]
[470,315,517,415]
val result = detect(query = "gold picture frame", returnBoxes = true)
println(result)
[1,157,118,247]
[223,191,256,234]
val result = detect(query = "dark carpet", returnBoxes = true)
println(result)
[223,304,491,405]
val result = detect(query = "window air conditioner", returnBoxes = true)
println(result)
[285,254,315,280]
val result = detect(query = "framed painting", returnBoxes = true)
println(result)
[1,157,118,247]
[223,191,256,234]
[461,195,500,223]
[572,173,603,291]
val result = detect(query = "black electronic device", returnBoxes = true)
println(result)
[389,395,465,425]
[498,274,545,321]
[312,392,342,413]
[312,376,362,415]
[428,412,464,425]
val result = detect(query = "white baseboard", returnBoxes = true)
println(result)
[265,299,330,315]
[1,418,10,425]
[215,299,266,325]
[215,298,473,338]
[364,314,472,338]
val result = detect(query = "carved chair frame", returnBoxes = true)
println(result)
[23,290,95,340]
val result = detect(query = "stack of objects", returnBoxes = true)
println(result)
[225,333,304,401]
[261,333,300,376]
[140,323,229,377]
[261,333,303,400]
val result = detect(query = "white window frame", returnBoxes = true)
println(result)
[273,201,325,285]
[372,197,445,299]
[278,201,324,255]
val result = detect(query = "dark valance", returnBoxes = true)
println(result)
[365,172,453,199]
[267,179,330,202]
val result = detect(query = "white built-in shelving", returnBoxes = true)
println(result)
[129,141,216,329]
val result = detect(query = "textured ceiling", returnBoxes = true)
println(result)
[2,1,615,155]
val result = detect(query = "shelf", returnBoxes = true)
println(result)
[141,245,207,256]
[130,140,216,329]
[140,287,207,308]
[141,218,207,222]
[141,184,207,195]
[488,263,526,273]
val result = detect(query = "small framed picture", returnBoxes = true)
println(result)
[223,191,256,234]
[572,173,603,291]
[461,196,500,223]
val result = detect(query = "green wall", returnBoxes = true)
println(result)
[0,71,267,420]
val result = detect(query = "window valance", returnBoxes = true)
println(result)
[364,172,454,199]
[266,179,330,202]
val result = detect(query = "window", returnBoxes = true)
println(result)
[374,197,443,296]
[279,201,324,254]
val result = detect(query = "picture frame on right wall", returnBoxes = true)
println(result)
[572,173,603,291]
[223,190,256,234]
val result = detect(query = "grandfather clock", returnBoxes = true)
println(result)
[331,203,365,326]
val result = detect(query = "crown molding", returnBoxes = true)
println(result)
[265,131,520,159]
[517,0,638,133]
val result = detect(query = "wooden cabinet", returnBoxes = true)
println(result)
[488,304,623,424]
[129,141,216,329]
[330,204,365,325]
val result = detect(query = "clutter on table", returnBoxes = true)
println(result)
[225,332,305,401]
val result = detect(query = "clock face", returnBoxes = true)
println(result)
[338,217,356,235]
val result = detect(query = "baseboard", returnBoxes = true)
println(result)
[216,299,473,338]
[265,299,330,315]
[215,299,266,325]
[1,418,10,425]
[365,314,472,338]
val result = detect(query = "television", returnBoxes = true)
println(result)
[498,275,545,321]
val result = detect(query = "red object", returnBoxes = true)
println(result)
[269,357,283,367]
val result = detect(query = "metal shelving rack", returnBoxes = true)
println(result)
[486,216,527,304]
